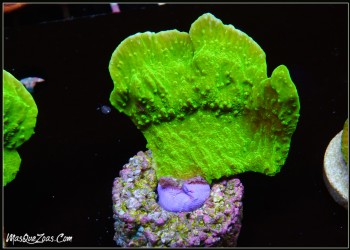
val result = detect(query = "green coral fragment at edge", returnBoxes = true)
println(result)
[3,70,38,186]
[109,13,300,183]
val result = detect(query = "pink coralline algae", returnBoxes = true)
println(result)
[112,150,244,247]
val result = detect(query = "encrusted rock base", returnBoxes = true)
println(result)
[112,150,244,247]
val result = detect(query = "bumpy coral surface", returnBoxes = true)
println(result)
[112,151,244,247]
[3,70,38,186]
[109,13,300,183]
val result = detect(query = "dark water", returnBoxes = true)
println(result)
[3,3,348,247]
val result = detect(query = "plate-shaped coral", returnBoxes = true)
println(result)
[3,70,38,186]
[109,13,300,183]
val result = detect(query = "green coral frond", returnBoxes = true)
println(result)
[3,70,38,186]
[189,13,267,93]
[3,149,21,186]
[3,70,38,149]
[109,13,300,183]
[109,30,196,128]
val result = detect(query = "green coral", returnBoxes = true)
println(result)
[3,70,38,186]
[341,118,348,165]
[109,13,300,183]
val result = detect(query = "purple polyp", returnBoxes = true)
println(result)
[157,176,210,212]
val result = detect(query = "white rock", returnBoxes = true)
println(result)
[323,130,349,209]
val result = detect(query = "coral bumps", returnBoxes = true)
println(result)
[3,70,38,186]
[109,13,300,183]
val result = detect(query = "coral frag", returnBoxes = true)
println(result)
[3,70,38,186]
[109,13,300,183]
[112,151,244,247]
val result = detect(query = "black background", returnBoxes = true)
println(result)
[3,3,348,247]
